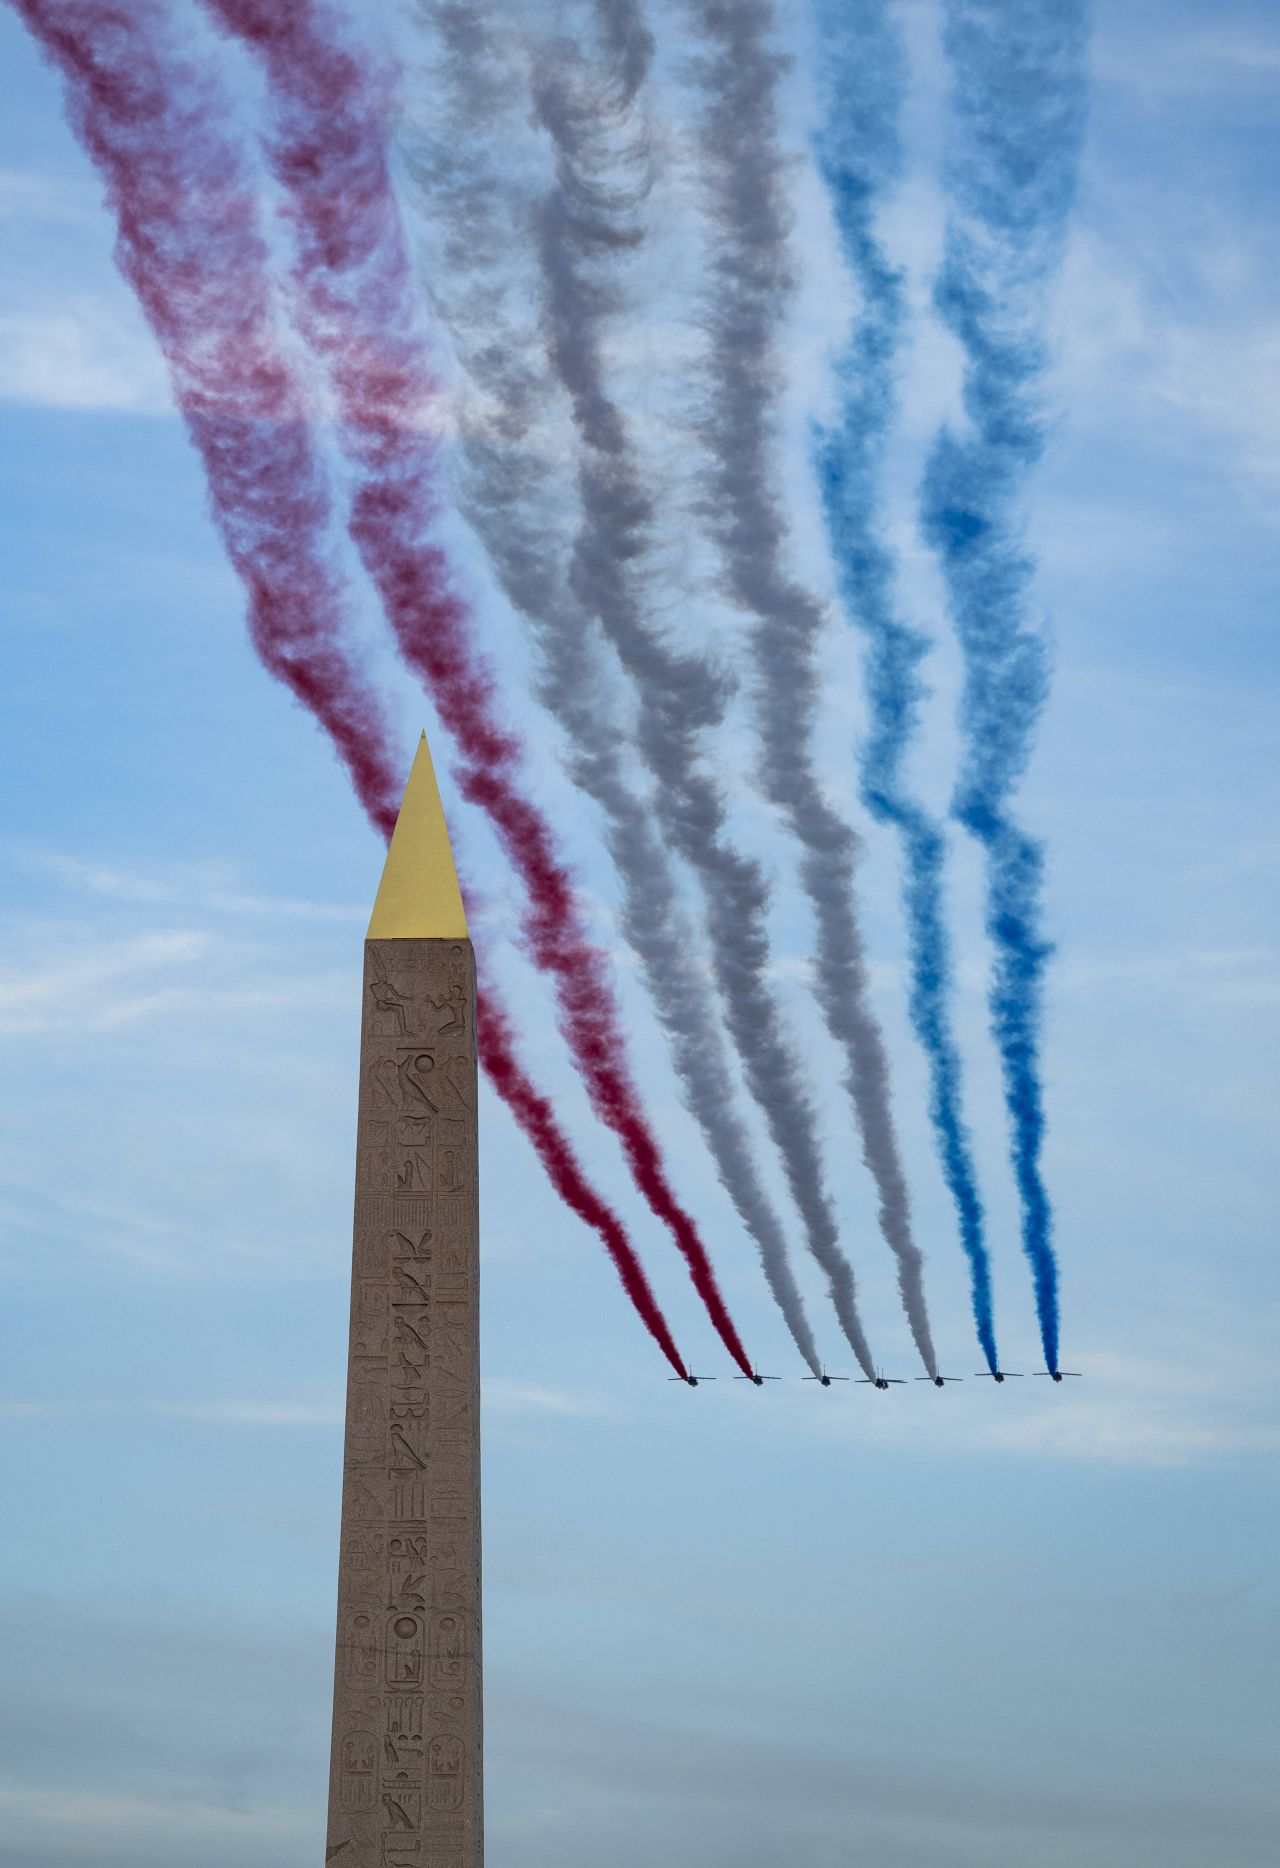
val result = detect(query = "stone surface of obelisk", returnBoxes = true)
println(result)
[325,733,482,1867]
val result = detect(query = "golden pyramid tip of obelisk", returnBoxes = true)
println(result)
[367,732,468,939]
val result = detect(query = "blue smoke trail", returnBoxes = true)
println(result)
[812,0,999,1373]
[920,0,1090,1375]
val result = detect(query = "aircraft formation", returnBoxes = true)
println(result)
[670,1365,1081,1389]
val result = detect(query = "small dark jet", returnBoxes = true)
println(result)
[857,1371,905,1390]
[803,1367,850,1388]
[1033,1370,1082,1383]
[916,1375,964,1387]
[735,1368,781,1387]
[974,1370,1023,1384]
[668,1372,717,1387]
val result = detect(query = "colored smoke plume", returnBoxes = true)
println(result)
[682,0,937,1375]
[527,5,871,1373]
[476,984,687,1376]
[812,0,998,1372]
[8,0,402,835]
[921,0,1090,1373]
[397,0,822,1373]
[13,0,690,1379]
[198,0,752,1374]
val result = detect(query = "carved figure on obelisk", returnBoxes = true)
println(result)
[325,733,482,1867]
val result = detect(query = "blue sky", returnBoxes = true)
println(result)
[1,1,1277,1863]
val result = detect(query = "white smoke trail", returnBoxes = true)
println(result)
[675,0,938,1377]
[518,0,877,1376]
[400,0,824,1372]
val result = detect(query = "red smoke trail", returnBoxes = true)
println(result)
[8,0,401,834]
[476,985,686,1375]
[12,0,688,1378]
[198,0,753,1377]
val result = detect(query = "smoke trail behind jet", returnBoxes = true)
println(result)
[475,969,687,1376]
[199,0,753,1376]
[524,4,876,1378]
[401,3,823,1374]
[6,0,402,836]
[810,0,998,1372]
[12,0,690,1381]
[681,0,938,1376]
[920,0,1090,1375]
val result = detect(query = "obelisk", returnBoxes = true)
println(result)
[325,732,482,1867]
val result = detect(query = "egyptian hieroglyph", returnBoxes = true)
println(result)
[325,736,482,1868]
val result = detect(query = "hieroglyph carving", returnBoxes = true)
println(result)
[326,940,481,1866]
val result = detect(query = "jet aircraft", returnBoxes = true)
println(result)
[916,1375,964,1387]
[735,1369,781,1387]
[803,1367,849,1388]
[1033,1370,1082,1383]
[974,1370,1023,1384]
[857,1371,905,1390]
[668,1372,716,1387]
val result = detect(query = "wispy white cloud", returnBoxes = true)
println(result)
[19,848,366,921]
[1,1388,614,1427]
[786,1345,1280,1468]
[1192,838,1280,882]
[0,166,101,225]
[0,302,171,413]
[960,1398,1280,1465]
[0,910,349,1031]
[1149,314,1280,484]
[1056,944,1280,1007]
[0,923,349,1034]
[1055,225,1280,494]
[482,1378,613,1418]
[1093,25,1280,100]
[0,1398,341,1426]
[0,1170,194,1271]
[0,1782,309,1843]
[0,846,369,1035]
[0,929,207,1033]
